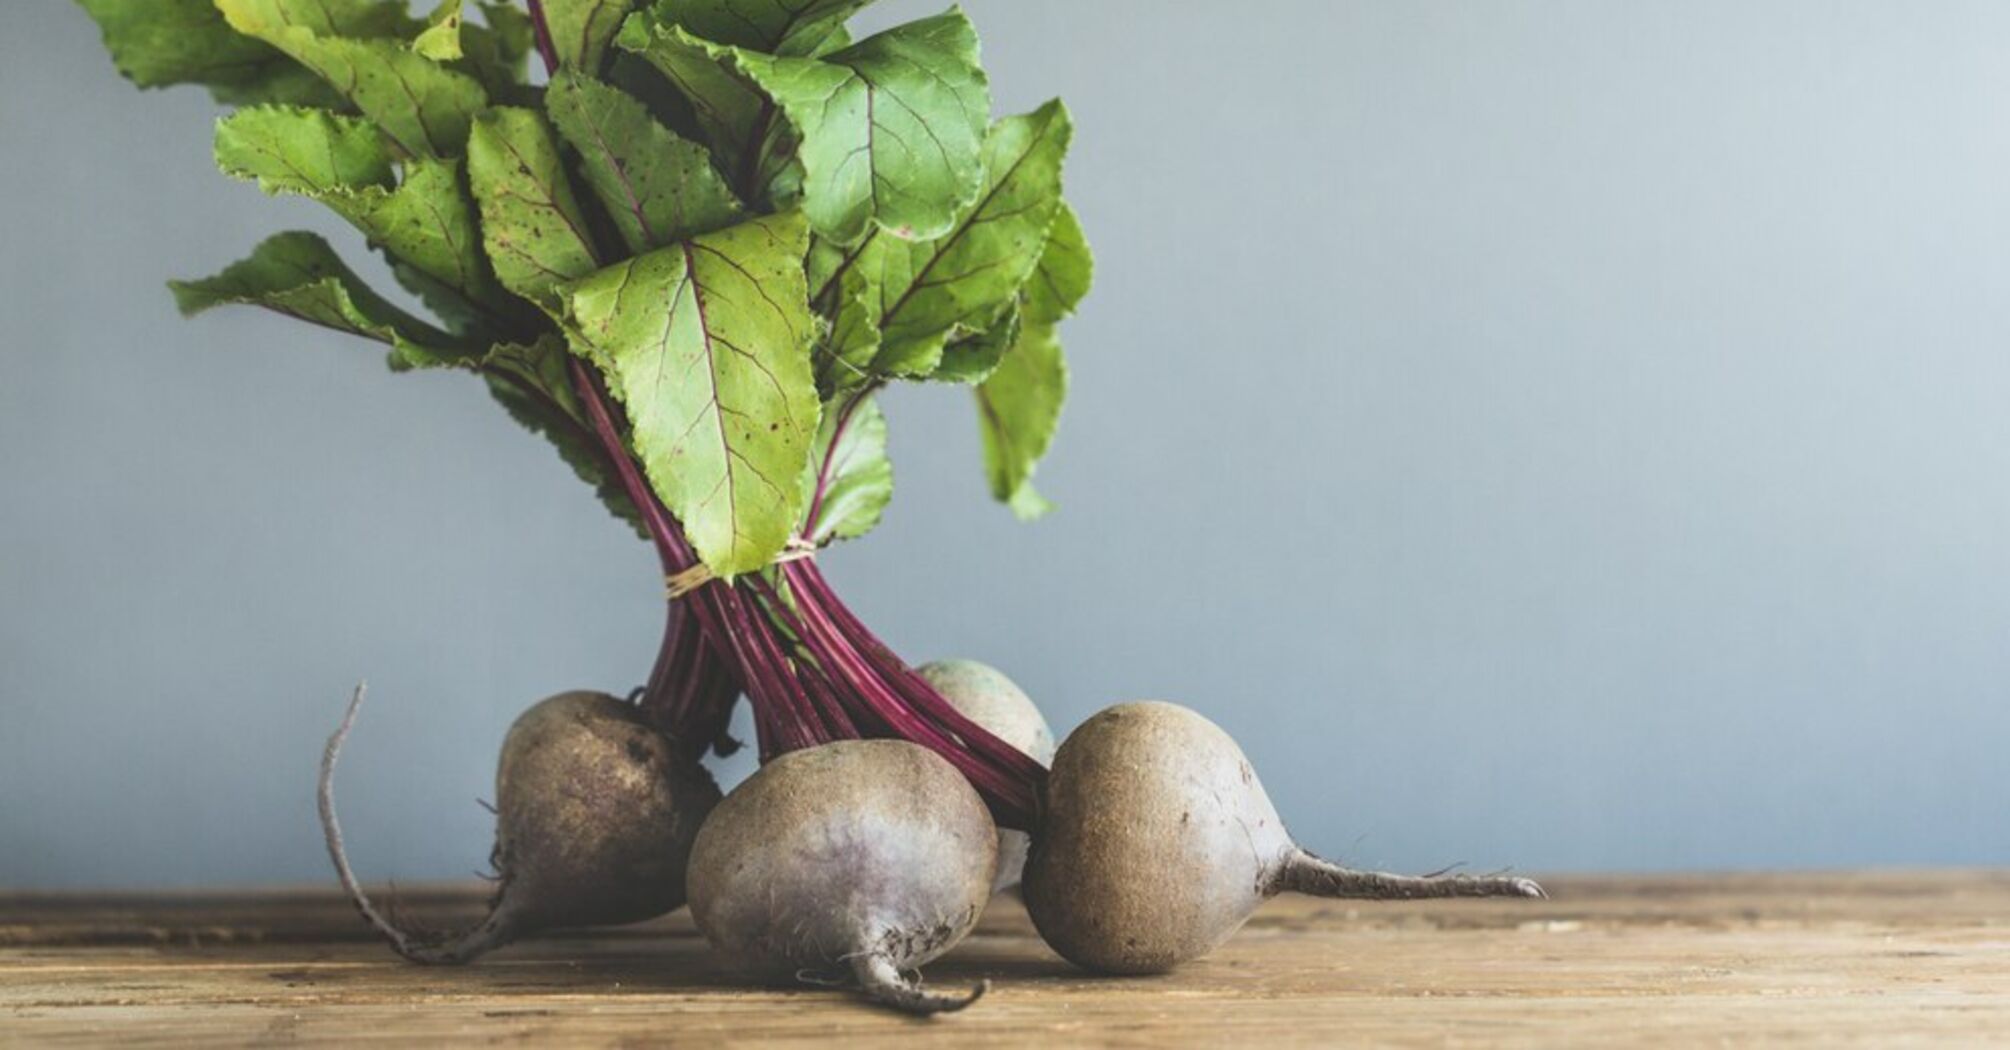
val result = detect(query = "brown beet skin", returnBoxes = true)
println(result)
[687,739,998,1014]
[491,691,721,931]
[917,659,1055,893]
[1025,702,1544,974]
[320,688,720,965]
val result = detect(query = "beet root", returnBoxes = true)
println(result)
[916,659,1055,893]
[1024,701,1544,974]
[319,685,720,964]
[687,739,997,1015]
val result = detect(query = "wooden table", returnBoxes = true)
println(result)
[2,871,2006,1046]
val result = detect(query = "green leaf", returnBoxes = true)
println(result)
[214,107,499,311]
[800,393,890,544]
[213,106,396,195]
[482,336,646,537]
[933,299,1017,384]
[74,0,344,107]
[540,0,638,72]
[974,320,1066,520]
[819,263,882,391]
[1023,199,1092,325]
[170,231,468,370]
[560,212,820,576]
[604,50,708,139]
[347,159,501,307]
[217,0,489,158]
[1006,480,1055,520]
[730,9,989,245]
[866,99,1071,370]
[76,0,275,88]
[806,234,879,391]
[545,73,745,254]
[653,0,872,58]
[467,107,605,310]
[391,262,509,340]
[615,18,797,202]
[208,0,416,37]
[457,4,538,100]
[413,0,465,61]
[806,230,862,307]
[207,64,348,109]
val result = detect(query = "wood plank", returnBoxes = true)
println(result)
[2,871,2007,1046]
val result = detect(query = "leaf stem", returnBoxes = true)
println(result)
[810,229,875,311]
[801,381,882,540]
[570,357,809,761]
[525,0,561,77]
[785,559,1043,827]
[568,356,1043,826]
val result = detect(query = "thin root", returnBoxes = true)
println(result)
[318,683,516,965]
[1276,848,1547,901]
[848,953,988,1017]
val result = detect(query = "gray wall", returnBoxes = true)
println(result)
[5,0,2009,888]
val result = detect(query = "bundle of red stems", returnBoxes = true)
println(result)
[570,361,1045,830]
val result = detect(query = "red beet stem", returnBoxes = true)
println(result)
[568,361,1043,827]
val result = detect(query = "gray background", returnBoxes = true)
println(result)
[4,0,2008,889]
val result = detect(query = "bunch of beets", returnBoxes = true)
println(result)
[79,0,1544,1015]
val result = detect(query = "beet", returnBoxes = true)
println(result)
[1024,701,1544,974]
[686,739,997,1015]
[319,686,720,963]
[917,659,1055,892]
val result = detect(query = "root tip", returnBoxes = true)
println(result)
[1279,849,1552,903]
[943,977,989,1013]
[851,953,989,1018]
[318,681,509,966]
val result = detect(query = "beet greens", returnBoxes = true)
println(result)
[77,0,1091,830]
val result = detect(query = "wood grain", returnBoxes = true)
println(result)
[3,871,2007,1046]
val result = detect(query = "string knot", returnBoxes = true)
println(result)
[666,538,818,599]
